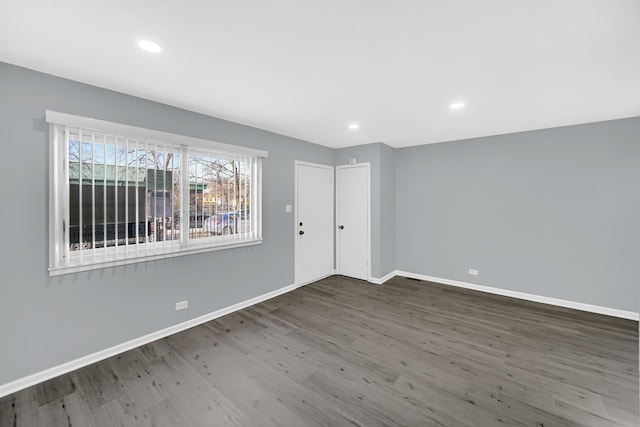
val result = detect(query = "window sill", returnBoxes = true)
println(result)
[48,239,263,276]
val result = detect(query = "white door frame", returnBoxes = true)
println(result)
[336,163,371,282]
[294,160,335,285]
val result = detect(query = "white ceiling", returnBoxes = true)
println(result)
[1,0,639,148]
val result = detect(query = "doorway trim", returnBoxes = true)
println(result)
[294,160,335,286]
[336,162,371,282]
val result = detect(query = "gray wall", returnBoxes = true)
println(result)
[379,144,396,277]
[334,143,396,279]
[0,62,334,386]
[396,118,640,312]
[1,61,637,388]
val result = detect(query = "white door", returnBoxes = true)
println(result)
[336,164,370,280]
[295,161,334,285]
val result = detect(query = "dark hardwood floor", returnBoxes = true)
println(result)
[1,275,638,426]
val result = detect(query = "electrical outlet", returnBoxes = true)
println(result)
[175,300,188,311]
[468,269,479,276]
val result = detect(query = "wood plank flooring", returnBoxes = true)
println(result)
[1,275,638,426]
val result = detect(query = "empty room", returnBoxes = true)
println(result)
[0,1,638,426]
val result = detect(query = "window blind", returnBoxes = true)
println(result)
[47,111,265,275]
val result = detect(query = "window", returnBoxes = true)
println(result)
[47,111,267,275]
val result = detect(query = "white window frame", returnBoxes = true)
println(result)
[47,111,267,276]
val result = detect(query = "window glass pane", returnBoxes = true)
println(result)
[147,148,181,243]
[67,133,182,252]
[188,152,252,240]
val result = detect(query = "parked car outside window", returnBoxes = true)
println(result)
[203,212,250,235]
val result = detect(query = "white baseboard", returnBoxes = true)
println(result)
[0,281,305,399]
[394,270,639,321]
[369,270,397,285]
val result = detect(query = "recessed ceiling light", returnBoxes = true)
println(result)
[138,40,162,53]
[348,123,360,130]
[450,102,465,109]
